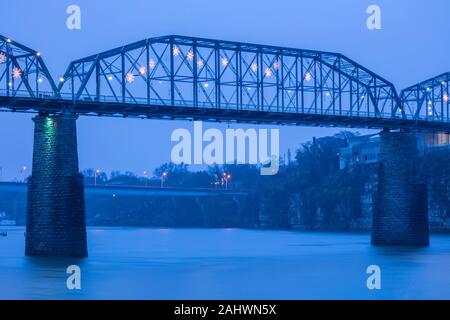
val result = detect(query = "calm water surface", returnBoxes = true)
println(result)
[1,227,449,299]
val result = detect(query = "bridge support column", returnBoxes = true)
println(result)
[26,113,87,257]
[371,130,429,246]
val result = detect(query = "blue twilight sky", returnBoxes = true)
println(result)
[0,0,449,180]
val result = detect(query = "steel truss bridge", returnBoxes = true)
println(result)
[0,34,449,132]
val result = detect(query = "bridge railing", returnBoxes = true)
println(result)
[0,88,439,122]
[74,93,404,118]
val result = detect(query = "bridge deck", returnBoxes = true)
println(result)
[0,182,246,197]
[1,96,449,132]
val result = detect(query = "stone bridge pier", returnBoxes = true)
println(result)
[26,113,87,257]
[371,129,429,246]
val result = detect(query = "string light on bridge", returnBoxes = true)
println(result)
[304,71,312,82]
[251,63,258,73]
[139,66,147,76]
[264,67,272,78]
[126,72,135,83]
[197,59,204,69]
[221,57,228,67]
[186,50,194,61]
[149,59,156,69]
[443,93,449,103]
[172,46,180,57]
[273,60,281,70]
[12,67,22,79]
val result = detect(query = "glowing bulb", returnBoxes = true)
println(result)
[204,83,209,88]
[444,94,449,102]
[426,87,431,92]
[325,92,330,97]
[273,60,280,70]
[442,81,446,86]
[36,52,41,57]
[264,68,272,77]
[37,78,43,83]
[186,51,194,61]
[8,82,12,87]
[197,59,204,68]
[0,52,6,64]
[251,63,258,73]
[172,46,180,57]
[6,38,11,43]
[149,59,156,69]
[304,72,312,82]
[428,101,432,105]
[126,72,135,83]
[59,77,65,83]
[12,67,22,79]
[221,57,228,67]
[139,66,147,76]
[107,75,113,81]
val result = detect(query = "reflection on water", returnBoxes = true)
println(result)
[0,227,450,299]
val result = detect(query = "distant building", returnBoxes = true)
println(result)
[0,211,15,226]
[340,132,450,170]
[339,134,380,169]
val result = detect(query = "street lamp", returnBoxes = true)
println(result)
[143,170,149,187]
[161,172,168,188]
[222,172,231,190]
[20,166,27,182]
[94,168,100,186]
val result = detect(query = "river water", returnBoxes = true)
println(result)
[0,227,449,300]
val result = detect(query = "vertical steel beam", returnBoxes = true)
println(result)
[170,39,175,106]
